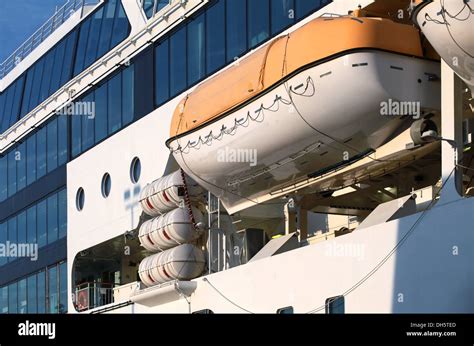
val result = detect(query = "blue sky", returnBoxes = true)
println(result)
[0,0,68,62]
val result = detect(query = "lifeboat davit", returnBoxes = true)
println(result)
[138,244,205,287]
[166,16,441,214]
[411,0,474,96]
[138,206,204,252]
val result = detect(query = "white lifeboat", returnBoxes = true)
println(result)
[138,206,204,252]
[138,244,205,287]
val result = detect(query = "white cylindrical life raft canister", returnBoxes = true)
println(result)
[140,170,202,216]
[138,244,205,286]
[138,206,204,251]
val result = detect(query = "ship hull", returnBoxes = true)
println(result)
[168,51,441,214]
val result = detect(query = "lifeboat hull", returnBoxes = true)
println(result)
[168,51,440,214]
[412,0,474,95]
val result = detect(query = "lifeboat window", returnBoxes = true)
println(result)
[276,306,294,314]
[76,188,85,211]
[101,173,112,198]
[325,295,345,314]
[130,157,141,184]
[192,309,214,314]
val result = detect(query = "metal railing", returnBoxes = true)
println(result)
[0,0,99,79]
[74,282,114,311]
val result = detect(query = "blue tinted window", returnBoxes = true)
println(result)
[226,0,247,61]
[39,51,55,101]
[8,282,17,313]
[84,8,104,67]
[18,279,27,314]
[49,266,58,313]
[47,118,58,173]
[10,77,24,126]
[94,84,108,142]
[60,30,78,86]
[110,3,129,48]
[187,13,206,85]
[37,200,47,248]
[0,223,6,266]
[122,66,134,126]
[0,156,7,202]
[143,0,154,18]
[47,193,58,244]
[26,134,37,185]
[17,211,26,244]
[36,126,47,179]
[58,114,68,165]
[27,275,37,313]
[37,271,46,313]
[27,206,37,244]
[82,93,95,151]
[49,40,66,93]
[16,142,26,191]
[154,39,169,105]
[59,262,67,313]
[248,0,270,49]
[296,0,322,19]
[30,58,44,109]
[71,104,82,157]
[20,69,34,117]
[206,1,225,74]
[0,94,6,130]
[170,27,187,96]
[58,189,67,239]
[1,86,15,132]
[7,150,16,197]
[74,18,91,76]
[7,217,17,261]
[97,0,117,57]
[0,286,7,313]
[271,0,294,35]
[108,73,122,134]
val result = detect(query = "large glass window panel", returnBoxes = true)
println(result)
[81,93,95,151]
[71,106,82,157]
[16,142,26,190]
[296,0,322,19]
[73,18,91,76]
[1,86,15,132]
[58,114,68,165]
[37,199,47,248]
[26,134,37,185]
[0,155,7,202]
[29,58,45,110]
[47,118,58,173]
[7,217,17,262]
[20,69,35,117]
[0,223,6,266]
[47,193,58,244]
[94,84,108,142]
[18,279,27,314]
[122,65,134,126]
[226,0,247,61]
[10,77,25,126]
[187,13,206,85]
[49,40,66,94]
[143,0,154,18]
[248,0,270,49]
[59,262,67,313]
[97,0,117,58]
[27,275,37,313]
[0,94,6,129]
[39,51,55,102]
[110,3,129,48]
[7,150,17,197]
[17,211,26,244]
[37,271,46,313]
[60,30,78,86]
[27,206,37,244]
[170,27,187,96]
[154,39,169,105]
[58,189,67,239]
[48,266,58,313]
[271,0,294,34]
[36,126,47,179]
[84,8,104,68]
[206,1,225,74]
[8,282,17,313]
[1,286,8,313]
[108,73,122,134]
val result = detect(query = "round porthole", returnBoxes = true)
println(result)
[76,188,85,211]
[101,173,111,198]
[130,157,141,184]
